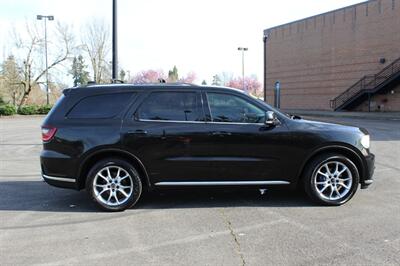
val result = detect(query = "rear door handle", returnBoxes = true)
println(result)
[128,129,148,135]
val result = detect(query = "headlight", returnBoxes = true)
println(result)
[361,135,370,149]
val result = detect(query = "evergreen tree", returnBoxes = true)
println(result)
[168,65,179,82]
[119,69,126,82]
[70,55,90,87]
[201,80,207,85]
[1,55,23,106]
[212,74,221,86]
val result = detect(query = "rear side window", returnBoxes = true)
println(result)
[137,92,203,122]
[67,93,135,119]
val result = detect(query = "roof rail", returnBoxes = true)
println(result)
[129,82,199,86]
[111,79,125,84]
[166,82,200,86]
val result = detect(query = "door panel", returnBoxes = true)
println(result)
[203,92,291,181]
[121,121,213,183]
[121,91,212,184]
[202,122,290,181]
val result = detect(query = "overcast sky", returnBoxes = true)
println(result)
[0,0,366,85]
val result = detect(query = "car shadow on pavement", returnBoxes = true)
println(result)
[0,180,98,212]
[136,188,316,210]
[0,180,317,213]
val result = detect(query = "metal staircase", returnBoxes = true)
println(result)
[330,56,400,111]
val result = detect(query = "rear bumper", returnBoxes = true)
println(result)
[40,149,79,189]
[361,153,375,189]
[42,174,77,189]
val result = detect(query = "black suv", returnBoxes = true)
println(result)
[41,84,374,211]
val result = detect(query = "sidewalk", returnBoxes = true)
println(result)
[283,109,400,121]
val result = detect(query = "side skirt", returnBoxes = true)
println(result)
[154,181,290,186]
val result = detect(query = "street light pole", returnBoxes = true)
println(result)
[112,0,118,82]
[37,15,54,105]
[263,33,269,102]
[238,47,248,92]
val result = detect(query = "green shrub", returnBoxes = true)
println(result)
[18,105,38,115]
[0,104,17,116]
[0,104,54,116]
[36,105,53,115]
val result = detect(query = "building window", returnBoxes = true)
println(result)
[378,0,382,13]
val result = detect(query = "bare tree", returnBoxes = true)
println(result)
[13,21,75,108]
[82,19,111,83]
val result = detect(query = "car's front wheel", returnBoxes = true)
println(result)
[304,153,359,206]
[86,158,142,211]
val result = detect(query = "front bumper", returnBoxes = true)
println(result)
[361,153,375,189]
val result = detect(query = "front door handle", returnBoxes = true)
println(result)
[127,129,148,135]
[210,131,232,136]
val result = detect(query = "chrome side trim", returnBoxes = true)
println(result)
[43,174,76,183]
[137,119,266,126]
[138,119,206,124]
[154,181,290,186]
[165,157,270,162]
[207,121,266,126]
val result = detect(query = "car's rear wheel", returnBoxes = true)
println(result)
[304,153,359,206]
[86,158,142,211]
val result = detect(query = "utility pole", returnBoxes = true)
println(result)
[112,0,118,82]
[238,47,248,92]
[37,15,54,105]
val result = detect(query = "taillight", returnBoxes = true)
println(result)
[41,126,57,142]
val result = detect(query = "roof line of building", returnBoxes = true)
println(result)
[263,0,369,34]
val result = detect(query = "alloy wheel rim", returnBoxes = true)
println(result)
[93,166,134,206]
[313,161,353,201]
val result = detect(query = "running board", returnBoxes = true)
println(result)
[154,181,290,186]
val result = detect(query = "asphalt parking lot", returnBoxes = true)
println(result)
[1,115,400,265]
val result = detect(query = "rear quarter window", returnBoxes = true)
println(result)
[67,92,135,119]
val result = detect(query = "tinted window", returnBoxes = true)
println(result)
[207,93,265,123]
[67,93,135,119]
[137,92,203,121]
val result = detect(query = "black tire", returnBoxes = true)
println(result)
[303,153,359,206]
[86,158,142,211]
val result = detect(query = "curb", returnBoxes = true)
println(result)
[0,115,47,119]
[283,110,400,121]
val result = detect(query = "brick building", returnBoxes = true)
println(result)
[263,0,400,111]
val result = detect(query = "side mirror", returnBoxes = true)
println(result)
[264,111,279,126]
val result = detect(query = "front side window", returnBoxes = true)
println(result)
[137,92,203,122]
[207,92,265,123]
